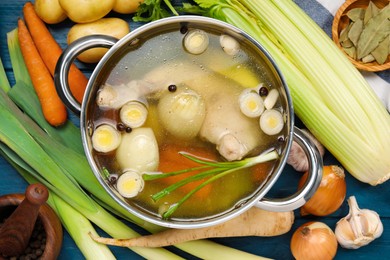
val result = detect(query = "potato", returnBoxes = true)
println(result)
[113,0,144,14]
[34,0,67,24]
[67,18,130,63]
[59,0,115,23]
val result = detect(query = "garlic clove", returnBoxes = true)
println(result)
[335,196,383,249]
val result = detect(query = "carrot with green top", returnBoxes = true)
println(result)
[17,19,67,127]
[22,1,87,104]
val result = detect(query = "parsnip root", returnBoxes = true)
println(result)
[90,208,294,247]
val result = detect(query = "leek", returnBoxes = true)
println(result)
[0,58,10,92]
[185,0,390,185]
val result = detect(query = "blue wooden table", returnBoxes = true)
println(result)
[1,1,389,259]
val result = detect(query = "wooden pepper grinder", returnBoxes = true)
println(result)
[0,183,49,257]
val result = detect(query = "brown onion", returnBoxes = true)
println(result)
[291,221,338,260]
[299,165,346,216]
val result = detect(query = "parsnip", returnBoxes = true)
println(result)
[90,208,294,247]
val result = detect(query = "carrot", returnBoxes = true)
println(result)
[22,1,88,104]
[90,207,294,247]
[17,19,67,126]
[157,143,218,198]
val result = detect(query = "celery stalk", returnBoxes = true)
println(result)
[189,0,390,185]
[240,0,390,184]
[269,0,390,153]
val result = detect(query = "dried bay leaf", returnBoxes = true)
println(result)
[371,35,390,64]
[364,1,380,24]
[343,46,357,59]
[357,4,390,59]
[340,25,351,42]
[348,19,364,46]
[341,38,354,48]
[348,8,365,22]
[362,54,375,63]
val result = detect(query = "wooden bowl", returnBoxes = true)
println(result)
[0,193,63,259]
[332,0,390,71]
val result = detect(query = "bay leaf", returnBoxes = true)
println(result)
[340,24,352,43]
[371,35,390,64]
[341,38,354,48]
[364,1,380,24]
[343,46,357,59]
[362,54,375,63]
[348,8,365,22]
[357,4,390,59]
[348,19,363,46]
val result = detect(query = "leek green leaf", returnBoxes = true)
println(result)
[357,4,390,59]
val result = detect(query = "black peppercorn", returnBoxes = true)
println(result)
[259,86,269,96]
[117,123,126,132]
[168,84,177,92]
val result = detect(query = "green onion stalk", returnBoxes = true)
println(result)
[144,151,278,219]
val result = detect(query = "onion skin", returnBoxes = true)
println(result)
[291,221,338,260]
[299,165,346,216]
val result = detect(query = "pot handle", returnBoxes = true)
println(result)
[255,127,323,212]
[54,35,118,114]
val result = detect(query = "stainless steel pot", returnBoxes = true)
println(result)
[55,16,322,229]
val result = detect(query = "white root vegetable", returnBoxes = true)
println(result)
[90,208,294,247]
[287,129,325,172]
[143,61,265,161]
[157,87,206,140]
[116,128,159,172]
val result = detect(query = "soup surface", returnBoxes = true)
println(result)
[89,24,288,221]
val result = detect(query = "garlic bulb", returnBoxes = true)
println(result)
[335,196,383,249]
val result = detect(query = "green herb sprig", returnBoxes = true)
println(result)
[143,150,279,219]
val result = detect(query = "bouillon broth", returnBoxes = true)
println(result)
[89,24,287,220]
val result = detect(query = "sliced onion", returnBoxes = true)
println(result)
[120,101,148,128]
[183,29,209,55]
[116,170,144,198]
[91,124,121,153]
[259,109,284,135]
[239,90,265,118]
